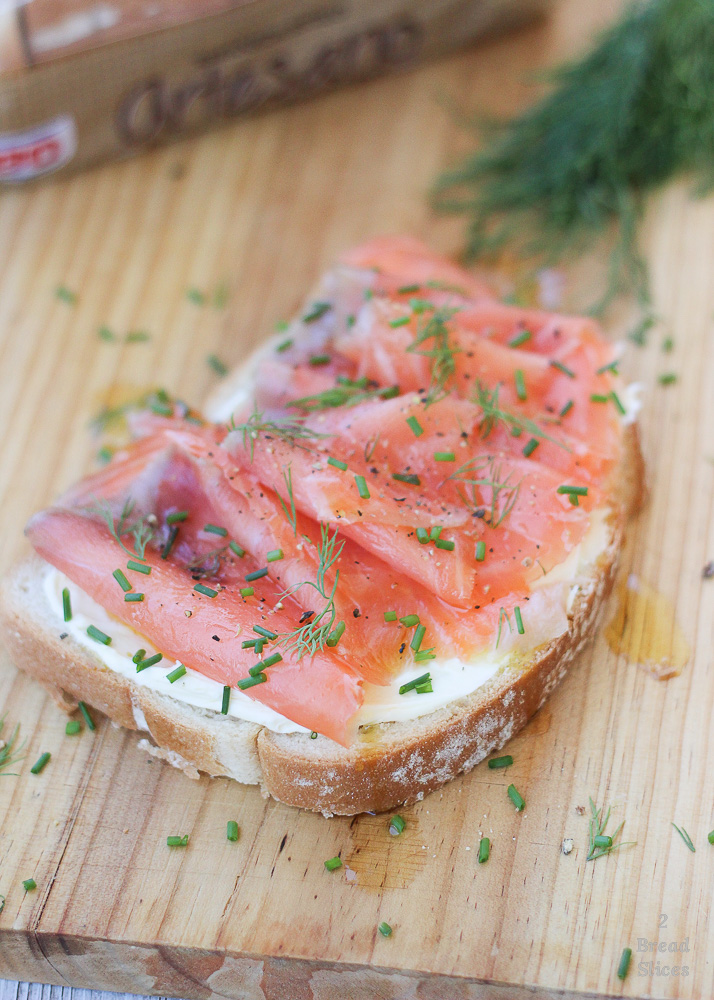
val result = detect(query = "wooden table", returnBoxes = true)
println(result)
[1,1,713,997]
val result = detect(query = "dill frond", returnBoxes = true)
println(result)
[406,306,460,406]
[277,523,344,659]
[91,497,154,560]
[449,456,521,528]
[228,406,328,460]
[0,715,25,776]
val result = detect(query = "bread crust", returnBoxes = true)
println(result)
[0,423,643,815]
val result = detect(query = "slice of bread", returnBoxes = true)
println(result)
[0,423,643,815]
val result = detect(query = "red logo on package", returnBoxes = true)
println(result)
[0,116,77,183]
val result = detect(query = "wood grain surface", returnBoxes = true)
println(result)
[1,1,713,998]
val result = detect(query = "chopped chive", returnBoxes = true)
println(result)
[398,283,420,294]
[590,393,609,403]
[204,523,227,536]
[276,337,294,352]
[514,606,524,634]
[379,385,400,400]
[475,540,486,562]
[87,624,111,645]
[434,537,455,551]
[55,286,77,305]
[253,625,277,640]
[78,702,95,731]
[662,336,674,352]
[346,315,355,328]
[22,878,37,891]
[161,526,179,559]
[384,611,397,622]
[261,652,283,669]
[126,330,150,343]
[309,354,331,366]
[207,354,228,376]
[275,319,290,332]
[127,559,151,574]
[240,587,255,598]
[507,783,525,811]
[229,541,245,557]
[596,359,619,375]
[550,359,576,378]
[237,673,266,689]
[364,289,373,300]
[415,676,434,690]
[310,731,318,739]
[167,664,187,684]
[221,686,231,715]
[113,568,132,592]
[508,329,532,348]
[416,527,430,544]
[166,510,189,524]
[266,548,284,562]
[324,856,342,871]
[136,652,162,671]
[389,814,406,835]
[557,484,588,496]
[478,837,490,863]
[593,834,613,849]
[194,583,218,598]
[98,325,116,342]
[414,650,436,664]
[186,288,206,305]
[149,398,172,415]
[253,639,266,655]
[617,948,632,981]
[355,474,370,499]
[433,451,455,462]
[409,297,434,313]
[514,369,527,401]
[246,568,270,586]
[326,621,346,647]
[96,446,113,465]
[522,437,539,458]
[392,472,421,486]
[167,835,189,847]
[378,922,393,937]
[124,592,144,603]
[30,752,51,774]
[406,415,424,437]
[559,399,574,417]
[65,719,81,736]
[569,494,580,506]
[411,624,426,651]
[62,587,72,622]
[227,820,239,841]
[429,526,443,541]
[303,301,331,323]
[399,671,431,695]
[399,614,420,627]
[327,456,348,471]
[658,372,678,385]
[488,755,513,769]
[242,639,258,649]
[132,648,146,664]
[389,315,411,328]
[610,390,626,416]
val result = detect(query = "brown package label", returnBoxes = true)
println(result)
[0,0,549,184]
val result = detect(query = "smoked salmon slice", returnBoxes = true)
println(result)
[26,237,631,745]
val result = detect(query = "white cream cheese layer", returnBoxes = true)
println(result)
[43,505,610,738]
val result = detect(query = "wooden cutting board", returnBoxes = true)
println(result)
[1,1,712,997]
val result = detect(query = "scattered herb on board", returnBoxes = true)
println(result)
[207,354,228,376]
[0,715,25,776]
[586,797,636,861]
[672,823,696,853]
[433,0,714,315]
[617,947,633,981]
[55,286,77,305]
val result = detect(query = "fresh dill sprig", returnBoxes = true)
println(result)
[276,465,297,536]
[287,377,399,413]
[449,456,521,528]
[672,823,696,853]
[228,406,328,461]
[91,497,154,560]
[277,523,344,659]
[474,381,569,450]
[587,797,636,862]
[364,433,380,463]
[434,0,714,312]
[0,715,25,776]
[495,607,512,648]
[406,306,460,406]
